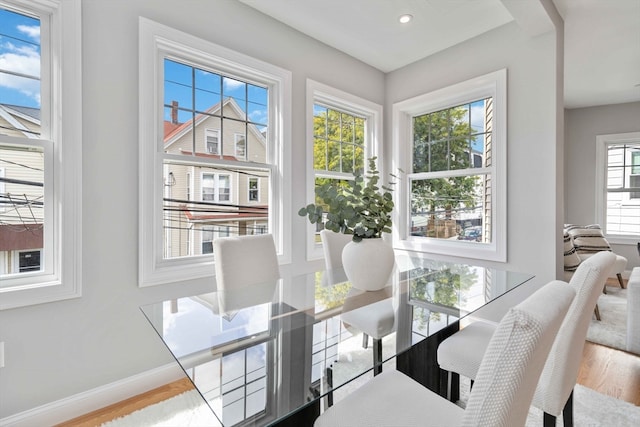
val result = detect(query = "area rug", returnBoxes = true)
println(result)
[104,373,640,427]
[586,287,628,352]
[458,376,640,427]
[100,390,220,427]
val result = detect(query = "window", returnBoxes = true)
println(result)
[201,173,231,202]
[0,0,81,309]
[205,129,219,154]
[248,177,259,201]
[235,133,246,159]
[595,132,640,241]
[304,80,383,259]
[392,69,507,262]
[139,18,291,286]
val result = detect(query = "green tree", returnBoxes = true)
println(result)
[412,105,482,221]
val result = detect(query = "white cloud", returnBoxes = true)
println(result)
[17,25,40,42]
[0,44,41,104]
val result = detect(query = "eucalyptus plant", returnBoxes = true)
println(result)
[298,157,396,242]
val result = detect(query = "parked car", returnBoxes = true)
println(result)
[459,226,482,242]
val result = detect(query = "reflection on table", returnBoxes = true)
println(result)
[140,253,533,427]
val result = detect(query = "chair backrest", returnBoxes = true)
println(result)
[461,280,575,427]
[531,250,616,415]
[320,229,353,270]
[213,234,280,291]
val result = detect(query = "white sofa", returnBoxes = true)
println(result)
[627,267,640,354]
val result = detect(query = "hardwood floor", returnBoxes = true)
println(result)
[578,341,640,406]
[54,378,195,427]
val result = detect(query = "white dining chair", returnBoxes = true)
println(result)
[210,234,280,320]
[320,230,396,374]
[313,279,575,427]
[437,251,616,427]
[213,233,280,295]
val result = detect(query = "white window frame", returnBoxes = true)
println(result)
[595,131,640,244]
[304,79,383,261]
[0,0,82,310]
[392,69,507,262]
[139,18,291,287]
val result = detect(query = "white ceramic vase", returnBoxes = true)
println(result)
[341,237,395,291]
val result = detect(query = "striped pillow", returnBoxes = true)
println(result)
[565,224,611,255]
[563,231,581,271]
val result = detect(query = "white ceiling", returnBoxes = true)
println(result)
[238,0,640,109]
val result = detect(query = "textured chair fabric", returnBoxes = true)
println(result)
[437,320,495,379]
[532,251,616,417]
[438,251,616,423]
[213,234,280,290]
[313,280,575,427]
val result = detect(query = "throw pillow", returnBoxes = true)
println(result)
[565,224,611,254]
[563,231,581,271]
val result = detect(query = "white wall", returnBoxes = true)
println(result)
[0,0,567,420]
[0,0,384,418]
[565,101,640,270]
[385,19,563,288]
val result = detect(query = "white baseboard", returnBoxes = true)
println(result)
[0,363,184,427]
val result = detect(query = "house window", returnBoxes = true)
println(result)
[248,177,259,201]
[305,79,382,258]
[202,226,214,254]
[392,69,507,262]
[205,129,219,154]
[596,132,640,240]
[139,18,291,286]
[235,133,246,159]
[0,0,82,309]
[202,173,231,202]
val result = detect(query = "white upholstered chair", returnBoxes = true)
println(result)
[320,229,396,375]
[313,279,575,427]
[437,251,616,427]
[214,233,280,288]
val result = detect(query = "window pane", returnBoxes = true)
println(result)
[605,142,640,236]
[0,7,41,140]
[163,162,269,259]
[313,105,364,174]
[409,175,490,243]
[0,144,45,279]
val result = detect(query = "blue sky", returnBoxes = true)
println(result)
[0,7,41,109]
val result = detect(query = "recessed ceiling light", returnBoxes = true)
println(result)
[399,14,413,24]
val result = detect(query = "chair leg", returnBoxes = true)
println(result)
[594,304,601,321]
[362,333,369,349]
[544,412,557,427]
[603,283,607,294]
[563,389,574,427]
[373,338,382,376]
[617,273,626,289]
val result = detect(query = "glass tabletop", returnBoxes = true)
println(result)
[140,253,533,427]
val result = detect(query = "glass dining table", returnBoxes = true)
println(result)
[140,252,533,427]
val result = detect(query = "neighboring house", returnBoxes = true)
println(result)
[162,97,269,258]
[0,103,44,275]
